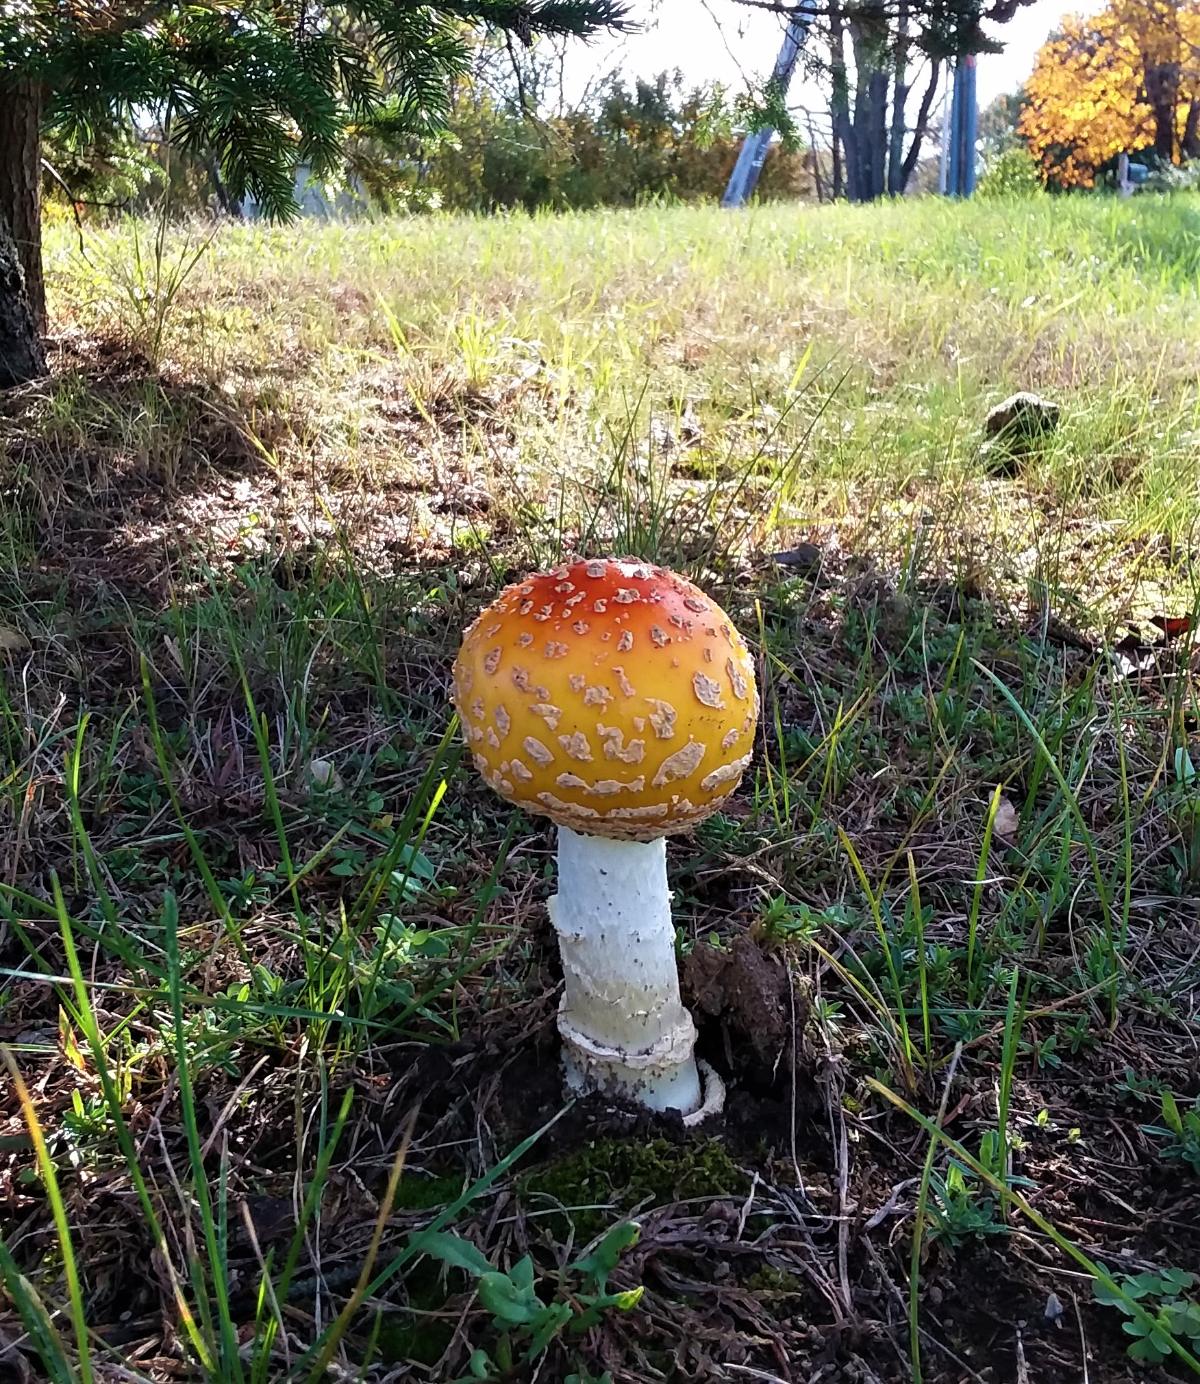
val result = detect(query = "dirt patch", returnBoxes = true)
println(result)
[683,932,795,1066]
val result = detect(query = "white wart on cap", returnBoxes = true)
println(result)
[452,558,758,840]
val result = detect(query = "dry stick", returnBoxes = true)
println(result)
[825,1059,853,1317]
[1074,1291,1091,1384]
[785,952,804,1192]
[200,1053,272,1161]
[860,1239,990,1384]
[724,1367,791,1384]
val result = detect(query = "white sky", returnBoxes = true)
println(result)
[565,0,1101,111]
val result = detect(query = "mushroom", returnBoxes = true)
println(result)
[451,557,759,1120]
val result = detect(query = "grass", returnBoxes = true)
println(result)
[0,192,1198,1382]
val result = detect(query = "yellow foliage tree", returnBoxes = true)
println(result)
[1020,0,1200,186]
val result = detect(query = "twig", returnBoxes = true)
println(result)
[1074,1292,1091,1384]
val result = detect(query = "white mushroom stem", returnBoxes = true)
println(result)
[549,825,703,1115]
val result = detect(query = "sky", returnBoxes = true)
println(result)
[564,0,1101,112]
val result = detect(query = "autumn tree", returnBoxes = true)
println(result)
[1020,0,1200,186]
[0,0,627,388]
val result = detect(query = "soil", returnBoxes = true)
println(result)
[361,934,1200,1384]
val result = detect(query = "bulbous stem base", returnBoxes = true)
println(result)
[549,827,703,1115]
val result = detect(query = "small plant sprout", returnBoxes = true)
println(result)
[453,557,758,1121]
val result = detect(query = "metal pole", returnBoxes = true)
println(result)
[938,66,951,195]
[722,9,812,208]
[961,55,977,196]
[945,64,961,196]
[945,55,978,197]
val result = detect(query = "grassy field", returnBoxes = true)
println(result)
[1,194,1199,1383]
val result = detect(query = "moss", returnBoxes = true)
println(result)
[374,1263,456,1364]
[745,1265,806,1296]
[520,1137,748,1238]
[392,1171,464,1210]
[374,1314,455,1366]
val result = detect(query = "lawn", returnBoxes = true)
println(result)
[1,193,1199,1383]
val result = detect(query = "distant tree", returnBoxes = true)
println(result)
[1020,0,1200,187]
[0,0,628,387]
[728,0,1041,200]
[977,89,1023,160]
[975,142,1043,194]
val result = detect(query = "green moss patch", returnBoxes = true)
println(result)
[520,1137,748,1238]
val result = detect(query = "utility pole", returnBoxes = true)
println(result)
[944,54,978,197]
[722,8,813,208]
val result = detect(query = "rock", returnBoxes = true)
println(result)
[984,391,1062,440]
[770,542,824,575]
[980,393,1063,476]
[307,757,343,792]
[979,437,1025,477]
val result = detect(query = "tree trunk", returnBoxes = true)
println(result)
[849,24,872,200]
[888,0,910,195]
[0,80,46,338]
[900,59,941,192]
[1144,61,1179,161]
[805,111,826,202]
[849,18,889,201]
[830,104,843,198]
[829,1,855,200]
[868,68,888,197]
[206,154,243,217]
[1183,98,1200,159]
[0,215,43,386]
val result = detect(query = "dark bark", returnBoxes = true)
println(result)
[1183,98,1200,159]
[0,80,44,386]
[1144,61,1180,161]
[0,80,45,335]
[867,68,888,197]
[0,215,44,386]
[848,17,889,201]
[849,24,872,199]
[830,103,843,197]
[887,0,909,194]
[805,111,826,201]
[829,1,855,199]
[206,155,242,217]
[900,58,940,191]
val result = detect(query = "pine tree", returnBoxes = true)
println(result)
[0,0,628,385]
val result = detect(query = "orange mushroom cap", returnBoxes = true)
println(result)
[452,558,758,841]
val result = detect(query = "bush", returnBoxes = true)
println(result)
[410,71,816,214]
[977,145,1045,199]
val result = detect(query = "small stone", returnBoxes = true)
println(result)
[307,757,343,792]
[771,542,824,575]
[984,391,1062,440]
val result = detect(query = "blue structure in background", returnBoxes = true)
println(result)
[723,16,979,206]
[721,11,812,209]
[945,56,978,197]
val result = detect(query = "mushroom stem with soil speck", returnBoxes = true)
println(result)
[452,557,758,1120]
[552,826,701,1112]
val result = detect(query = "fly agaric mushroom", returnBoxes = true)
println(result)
[452,557,758,1120]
